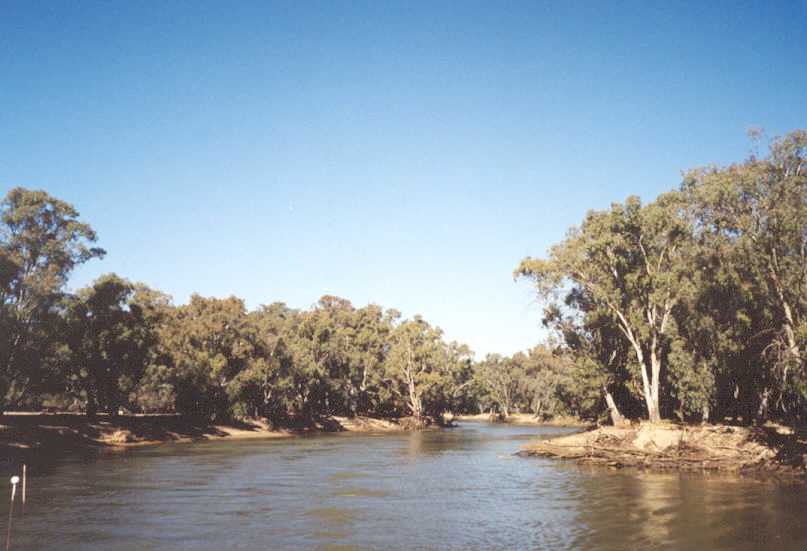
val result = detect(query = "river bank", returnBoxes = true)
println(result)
[0,412,404,456]
[520,422,807,477]
[454,412,591,427]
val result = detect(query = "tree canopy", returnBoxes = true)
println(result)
[518,130,807,424]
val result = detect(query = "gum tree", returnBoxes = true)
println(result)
[64,274,157,417]
[0,188,104,411]
[517,193,693,422]
[384,316,448,421]
[683,130,807,420]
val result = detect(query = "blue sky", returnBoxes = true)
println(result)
[2,1,806,356]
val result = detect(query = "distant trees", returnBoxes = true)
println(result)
[475,354,519,417]
[470,346,591,421]
[0,188,479,424]
[138,298,475,424]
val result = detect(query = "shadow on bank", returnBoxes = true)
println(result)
[0,411,453,463]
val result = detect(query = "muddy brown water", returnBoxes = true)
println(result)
[2,421,806,550]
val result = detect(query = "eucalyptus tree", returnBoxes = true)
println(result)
[442,341,475,413]
[63,274,157,416]
[0,188,104,411]
[513,345,579,420]
[225,302,299,420]
[517,193,694,422]
[384,316,449,421]
[311,296,394,417]
[335,302,394,416]
[541,296,639,423]
[289,295,356,418]
[475,354,520,417]
[160,294,256,419]
[682,130,807,421]
[227,334,295,420]
[127,284,175,412]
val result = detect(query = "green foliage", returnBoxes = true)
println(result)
[517,129,807,424]
[62,274,157,416]
[516,192,694,422]
[157,295,256,420]
[0,188,105,410]
[666,341,715,420]
[385,317,450,419]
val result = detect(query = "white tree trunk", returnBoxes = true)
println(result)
[649,345,662,423]
[627,336,661,422]
[604,387,626,427]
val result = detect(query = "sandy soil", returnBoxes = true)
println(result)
[454,413,591,427]
[520,422,807,476]
[0,411,405,456]
[327,416,403,432]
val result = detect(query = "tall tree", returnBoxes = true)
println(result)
[517,193,693,422]
[228,302,299,420]
[384,317,449,421]
[682,130,807,421]
[160,294,255,419]
[123,284,175,413]
[64,274,156,417]
[0,188,104,411]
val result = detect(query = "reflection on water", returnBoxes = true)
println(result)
[332,487,389,498]
[2,422,806,550]
[572,469,807,550]
[307,507,359,526]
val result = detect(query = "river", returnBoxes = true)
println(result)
[2,421,806,550]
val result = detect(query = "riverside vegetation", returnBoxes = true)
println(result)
[2,131,807,472]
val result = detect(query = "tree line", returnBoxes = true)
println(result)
[0,188,470,423]
[2,130,805,426]
[0,188,503,424]
[0,187,606,425]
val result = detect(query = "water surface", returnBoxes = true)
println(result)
[3,422,806,550]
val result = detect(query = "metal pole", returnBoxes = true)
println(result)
[6,476,19,551]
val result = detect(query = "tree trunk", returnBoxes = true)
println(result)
[628,339,661,422]
[410,396,422,419]
[648,350,662,423]
[756,388,770,423]
[769,257,802,361]
[604,387,626,427]
[407,377,422,419]
[534,399,543,420]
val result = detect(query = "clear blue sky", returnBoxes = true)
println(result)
[2,1,806,357]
